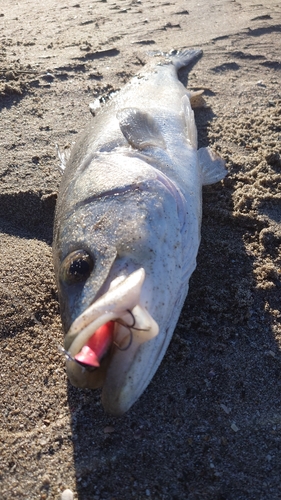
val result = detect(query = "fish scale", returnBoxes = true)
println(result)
[53,49,227,415]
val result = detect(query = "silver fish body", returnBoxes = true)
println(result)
[53,49,226,415]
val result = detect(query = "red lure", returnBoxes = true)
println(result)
[74,321,115,367]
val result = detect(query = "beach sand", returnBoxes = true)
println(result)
[0,0,281,498]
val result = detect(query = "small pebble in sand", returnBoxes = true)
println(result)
[103,425,115,434]
[268,350,276,358]
[61,489,74,500]
[42,475,50,486]
[220,403,231,414]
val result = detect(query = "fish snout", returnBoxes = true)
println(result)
[62,268,159,413]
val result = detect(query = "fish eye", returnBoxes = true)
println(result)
[60,250,94,284]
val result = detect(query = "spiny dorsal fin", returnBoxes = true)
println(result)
[117,108,166,150]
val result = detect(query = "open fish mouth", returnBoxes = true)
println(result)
[62,268,159,406]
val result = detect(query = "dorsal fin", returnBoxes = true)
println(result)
[117,108,166,150]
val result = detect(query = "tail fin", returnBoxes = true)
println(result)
[168,48,202,71]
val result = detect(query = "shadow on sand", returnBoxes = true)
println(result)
[65,101,281,499]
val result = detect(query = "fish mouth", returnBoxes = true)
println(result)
[63,268,159,413]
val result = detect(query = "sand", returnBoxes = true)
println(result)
[0,0,281,498]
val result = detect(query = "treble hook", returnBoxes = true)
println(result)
[58,345,75,362]
[58,345,97,372]
[118,309,150,332]
[113,309,135,351]
[113,308,149,351]
[113,327,133,351]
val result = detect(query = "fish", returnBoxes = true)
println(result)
[53,48,227,415]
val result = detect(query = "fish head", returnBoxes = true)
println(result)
[53,154,191,414]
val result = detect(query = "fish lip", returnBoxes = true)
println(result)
[65,310,118,356]
[63,268,159,408]
[74,360,97,372]
[64,268,146,355]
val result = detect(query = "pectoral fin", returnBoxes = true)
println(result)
[189,90,206,109]
[117,107,166,150]
[198,146,227,185]
[181,95,197,149]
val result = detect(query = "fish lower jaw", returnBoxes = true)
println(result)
[64,303,159,413]
[66,358,106,390]
[62,268,160,413]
